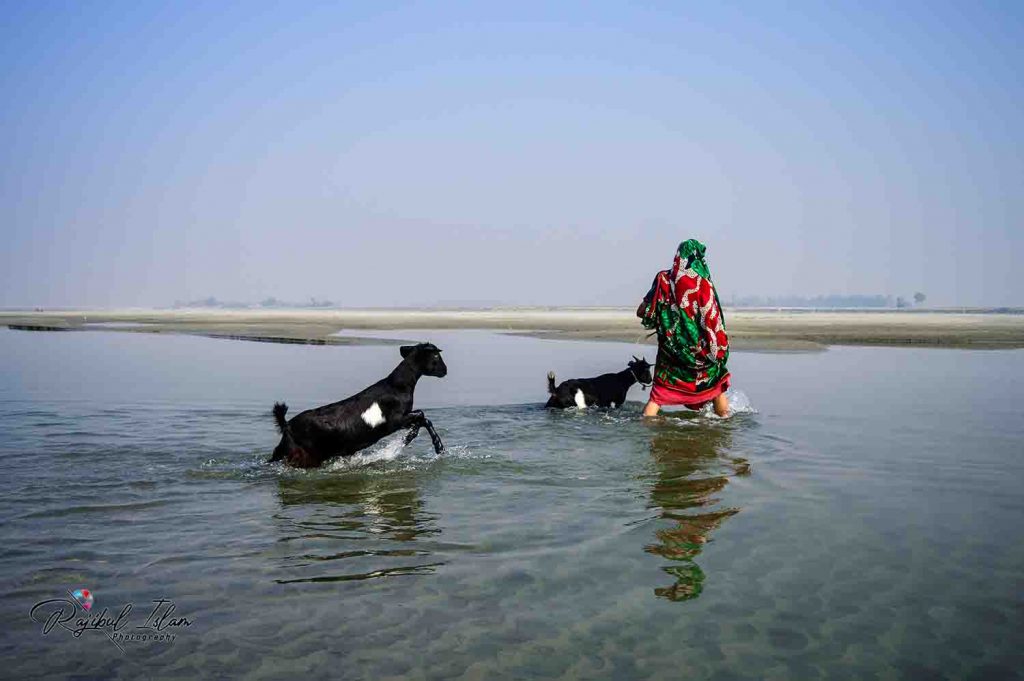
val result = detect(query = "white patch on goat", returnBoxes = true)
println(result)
[361,402,386,428]
[574,389,587,409]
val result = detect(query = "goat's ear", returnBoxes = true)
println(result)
[400,345,414,358]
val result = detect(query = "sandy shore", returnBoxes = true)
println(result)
[2,308,1023,350]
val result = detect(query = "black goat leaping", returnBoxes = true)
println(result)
[546,356,653,409]
[270,343,447,468]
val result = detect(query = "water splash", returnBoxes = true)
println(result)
[194,453,275,480]
[726,389,756,415]
[689,388,756,419]
[324,432,409,470]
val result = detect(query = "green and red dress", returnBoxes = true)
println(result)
[637,239,730,408]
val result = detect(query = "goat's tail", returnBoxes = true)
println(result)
[269,402,292,463]
[547,371,557,395]
[273,402,290,434]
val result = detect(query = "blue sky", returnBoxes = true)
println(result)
[1,1,1021,307]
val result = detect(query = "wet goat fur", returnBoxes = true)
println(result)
[546,356,652,409]
[270,343,447,468]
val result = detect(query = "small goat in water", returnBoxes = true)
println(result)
[546,356,653,409]
[270,343,447,468]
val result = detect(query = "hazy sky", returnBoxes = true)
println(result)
[2,1,1021,308]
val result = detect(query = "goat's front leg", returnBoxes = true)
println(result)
[421,413,445,454]
[401,410,445,454]
[402,410,423,446]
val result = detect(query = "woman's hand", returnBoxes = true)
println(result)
[637,270,668,320]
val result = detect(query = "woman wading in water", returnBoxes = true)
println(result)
[637,239,731,418]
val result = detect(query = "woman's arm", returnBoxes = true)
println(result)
[637,270,669,324]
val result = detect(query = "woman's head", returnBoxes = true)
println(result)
[672,239,710,280]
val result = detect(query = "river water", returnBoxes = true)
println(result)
[0,327,1021,679]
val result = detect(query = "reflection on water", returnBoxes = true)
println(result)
[273,471,443,584]
[644,421,749,601]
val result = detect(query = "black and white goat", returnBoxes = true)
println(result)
[270,343,447,468]
[546,356,653,409]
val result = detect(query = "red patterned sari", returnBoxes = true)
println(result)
[637,239,730,408]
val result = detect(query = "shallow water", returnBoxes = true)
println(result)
[1,327,1022,680]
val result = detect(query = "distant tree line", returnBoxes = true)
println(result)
[172,296,336,309]
[729,292,927,308]
[172,292,930,310]
[258,297,335,308]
